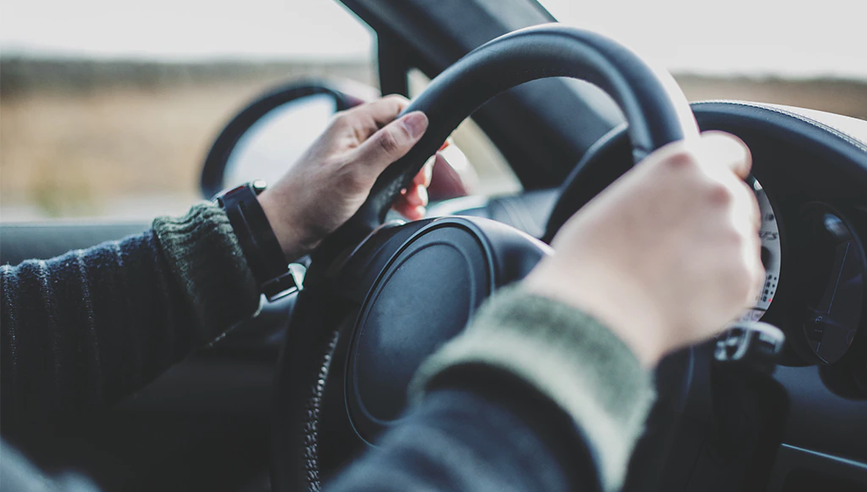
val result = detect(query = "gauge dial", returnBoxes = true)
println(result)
[740,178,781,322]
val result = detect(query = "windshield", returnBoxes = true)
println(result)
[1,0,864,222]
[537,0,866,80]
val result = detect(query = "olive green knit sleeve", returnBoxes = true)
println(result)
[410,284,656,492]
[153,202,260,339]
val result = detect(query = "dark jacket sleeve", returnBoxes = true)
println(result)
[326,378,601,492]
[0,203,260,437]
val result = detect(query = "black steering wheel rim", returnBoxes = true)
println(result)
[315,23,698,261]
[272,23,698,492]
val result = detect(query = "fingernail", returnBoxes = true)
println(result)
[416,184,428,207]
[424,160,434,185]
[402,111,428,140]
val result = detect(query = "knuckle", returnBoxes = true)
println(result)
[376,128,401,155]
[706,181,734,205]
[330,110,352,127]
[382,94,408,105]
[664,149,701,170]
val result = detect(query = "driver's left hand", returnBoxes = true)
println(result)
[258,95,430,262]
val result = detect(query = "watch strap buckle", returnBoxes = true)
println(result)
[263,263,307,302]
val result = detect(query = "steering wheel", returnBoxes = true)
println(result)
[270,23,699,492]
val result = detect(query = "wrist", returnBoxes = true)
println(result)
[523,259,668,368]
[214,182,302,301]
[258,188,321,262]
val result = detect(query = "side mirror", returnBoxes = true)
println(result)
[200,80,371,198]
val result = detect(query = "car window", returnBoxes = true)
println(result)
[536,0,867,117]
[0,0,376,222]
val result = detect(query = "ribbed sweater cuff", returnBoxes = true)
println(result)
[410,285,656,492]
[153,202,260,343]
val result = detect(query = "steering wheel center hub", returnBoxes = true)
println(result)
[345,223,493,442]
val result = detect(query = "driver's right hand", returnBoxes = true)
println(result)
[524,131,763,367]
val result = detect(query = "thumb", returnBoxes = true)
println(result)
[355,111,428,175]
[697,131,752,179]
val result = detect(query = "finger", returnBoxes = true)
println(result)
[366,94,411,126]
[415,138,452,188]
[745,182,762,232]
[728,181,764,303]
[414,157,435,188]
[403,183,428,208]
[346,95,412,141]
[731,180,762,240]
[699,131,752,179]
[392,198,426,221]
[353,111,429,176]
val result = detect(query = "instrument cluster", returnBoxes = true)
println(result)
[749,180,866,376]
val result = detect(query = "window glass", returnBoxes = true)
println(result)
[0,0,376,221]
[537,0,867,118]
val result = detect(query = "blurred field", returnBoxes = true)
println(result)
[0,59,377,221]
[1,58,866,221]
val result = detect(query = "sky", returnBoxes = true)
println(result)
[1,0,865,79]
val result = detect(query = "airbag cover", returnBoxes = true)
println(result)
[346,223,493,441]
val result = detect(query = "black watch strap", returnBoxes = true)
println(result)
[215,181,299,300]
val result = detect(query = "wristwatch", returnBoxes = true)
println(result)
[214,180,301,301]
